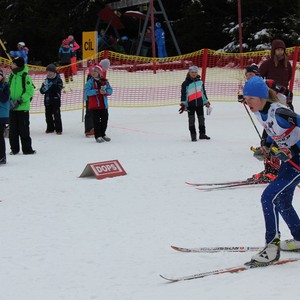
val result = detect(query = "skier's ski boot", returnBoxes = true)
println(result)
[246,239,280,266]
[280,239,300,252]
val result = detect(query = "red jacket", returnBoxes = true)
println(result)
[259,39,292,89]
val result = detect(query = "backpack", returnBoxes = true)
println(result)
[8,72,35,101]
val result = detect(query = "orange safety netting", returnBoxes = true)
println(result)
[1,47,299,113]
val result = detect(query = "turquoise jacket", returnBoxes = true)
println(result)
[181,75,208,108]
[85,77,113,109]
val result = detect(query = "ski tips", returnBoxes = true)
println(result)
[159,274,179,282]
[171,245,191,252]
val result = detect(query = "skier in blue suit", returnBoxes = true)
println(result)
[155,22,167,58]
[243,76,300,265]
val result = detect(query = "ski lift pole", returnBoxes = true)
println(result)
[0,38,12,61]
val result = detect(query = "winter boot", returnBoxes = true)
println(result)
[249,239,280,264]
[199,134,210,140]
[0,156,6,165]
[280,239,300,251]
[191,134,197,142]
[85,128,94,137]
[96,137,105,143]
[102,136,111,142]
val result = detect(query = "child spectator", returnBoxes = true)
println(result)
[85,65,113,143]
[0,69,10,164]
[179,65,211,141]
[58,39,74,86]
[67,35,80,76]
[40,64,64,134]
[84,59,111,137]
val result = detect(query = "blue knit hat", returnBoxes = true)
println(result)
[243,76,269,98]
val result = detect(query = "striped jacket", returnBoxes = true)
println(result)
[181,75,208,108]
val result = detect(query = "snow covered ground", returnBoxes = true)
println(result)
[1,100,300,300]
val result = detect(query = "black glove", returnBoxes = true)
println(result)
[10,99,22,110]
[286,91,293,103]
[178,104,186,114]
[237,94,244,102]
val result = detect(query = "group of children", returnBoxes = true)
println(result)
[0,55,113,165]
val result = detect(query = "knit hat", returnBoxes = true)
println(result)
[189,65,199,73]
[12,57,25,68]
[99,58,110,71]
[62,39,70,47]
[46,64,57,73]
[243,76,269,98]
[245,64,259,75]
[92,65,104,75]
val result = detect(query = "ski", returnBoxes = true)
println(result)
[196,181,267,191]
[171,245,261,253]
[160,258,300,282]
[185,180,248,187]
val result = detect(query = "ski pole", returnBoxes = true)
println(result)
[0,38,12,61]
[243,103,262,140]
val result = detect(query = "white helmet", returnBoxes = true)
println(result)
[18,42,25,47]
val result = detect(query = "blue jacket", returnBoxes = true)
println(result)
[9,49,28,64]
[0,80,10,124]
[85,77,113,109]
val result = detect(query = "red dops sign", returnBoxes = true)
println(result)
[80,160,127,180]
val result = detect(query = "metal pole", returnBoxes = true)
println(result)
[238,0,243,53]
[150,0,156,58]
[156,0,181,55]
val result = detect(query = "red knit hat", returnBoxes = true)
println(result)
[62,39,70,47]
[92,65,104,75]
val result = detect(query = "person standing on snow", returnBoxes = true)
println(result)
[40,64,64,135]
[259,39,293,110]
[84,59,111,137]
[67,35,80,76]
[154,22,167,58]
[85,64,113,143]
[9,42,29,64]
[7,57,35,155]
[243,76,300,265]
[58,39,74,86]
[0,69,10,164]
[179,65,211,141]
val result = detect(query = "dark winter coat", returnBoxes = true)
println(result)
[58,46,74,64]
[259,39,292,89]
[181,74,208,108]
[40,73,63,107]
[0,80,10,124]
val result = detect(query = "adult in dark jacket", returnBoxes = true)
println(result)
[0,69,10,164]
[40,64,64,134]
[259,39,293,109]
[180,65,211,141]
